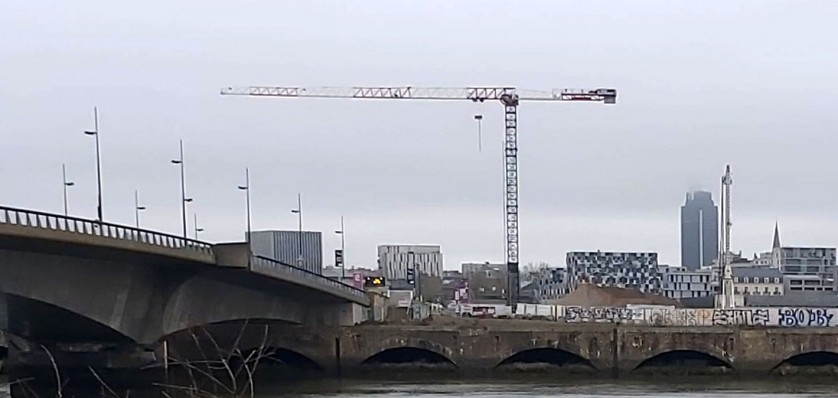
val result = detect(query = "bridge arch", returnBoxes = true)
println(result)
[497,347,595,370]
[633,349,732,373]
[360,337,457,367]
[160,275,307,338]
[772,351,838,374]
[499,338,600,369]
[1,294,134,344]
[229,346,323,373]
[157,320,329,372]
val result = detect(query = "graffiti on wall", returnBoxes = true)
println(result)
[564,306,634,323]
[710,309,770,326]
[560,306,838,327]
[777,308,836,327]
[520,304,838,327]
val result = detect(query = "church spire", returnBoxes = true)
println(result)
[772,222,781,249]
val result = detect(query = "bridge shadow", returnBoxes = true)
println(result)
[159,319,326,380]
[633,350,732,376]
[772,351,838,376]
[361,347,457,368]
[496,348,595,373]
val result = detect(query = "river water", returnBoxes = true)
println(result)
[260,379,836,398]
[1,377,835,397]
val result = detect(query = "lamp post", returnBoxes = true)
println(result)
[335,215,345,278]
[83,107,103,223]
[134,189,147,228]
[193,213,204,239]
[237,168,251,244]
[290,193,303,268]
[62,164,75,216]
[170,140,191,238]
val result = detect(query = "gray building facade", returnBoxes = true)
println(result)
[522,267,568,303]
[680,191,719,270]
[462,262,507,303]
[377,245,443,281]
[566,251,663,294]
[662,266,713,300]
[249,230,323,274]
[773,246,836,292]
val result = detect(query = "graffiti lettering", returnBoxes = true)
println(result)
[778,308,835,327]
[711,309,769,326]
[548,306,838,327]
[564,306,634,323]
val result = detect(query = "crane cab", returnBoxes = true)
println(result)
[593,88,617,104]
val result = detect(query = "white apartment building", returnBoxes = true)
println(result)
[377,245,443,281]
[732,266,784,296]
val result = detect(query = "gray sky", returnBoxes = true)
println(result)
[3,1,838,270]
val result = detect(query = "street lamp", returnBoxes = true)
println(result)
[193,213,204,239]
[83,107,103,223]
[237,168,251,244]
[134,189,147,229]
[170,139,191,238]
[335,215,346,278]
[290,193,303,268]
[62,163,75,216]
[474,114,483,153]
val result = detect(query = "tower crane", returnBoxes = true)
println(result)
[220,85,617,307]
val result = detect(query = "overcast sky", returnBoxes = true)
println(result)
[2,1,838,270]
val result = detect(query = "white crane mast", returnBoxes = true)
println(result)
[220,84,617,308]
[717,164,735,309]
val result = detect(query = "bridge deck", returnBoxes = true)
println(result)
[0,205,368,306]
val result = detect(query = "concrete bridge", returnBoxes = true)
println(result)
[0,205,369,372]
[163,321,838,377]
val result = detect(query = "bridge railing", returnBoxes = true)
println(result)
[0,205,213,255]
[251,255,367,300]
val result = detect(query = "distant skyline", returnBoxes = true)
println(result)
[2,1,838,269]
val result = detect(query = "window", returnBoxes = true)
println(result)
[774,277,780,284]
[763,277,769,284]
[743,277,749,283]
[734,287,740,294]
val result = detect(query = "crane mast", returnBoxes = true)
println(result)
[221,85,617,308]
[717,164,735,309]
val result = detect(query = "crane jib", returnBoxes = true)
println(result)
[220,84,617,311]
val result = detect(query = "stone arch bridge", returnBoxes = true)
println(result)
[165,322,838,376]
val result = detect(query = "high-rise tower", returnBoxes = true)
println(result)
[680,191,719,270]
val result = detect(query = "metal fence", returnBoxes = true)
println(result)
[0,205,213,255]
[252,255,367,301]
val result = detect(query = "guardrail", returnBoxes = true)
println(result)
[252,255,367,301]
[0,205,213,255]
